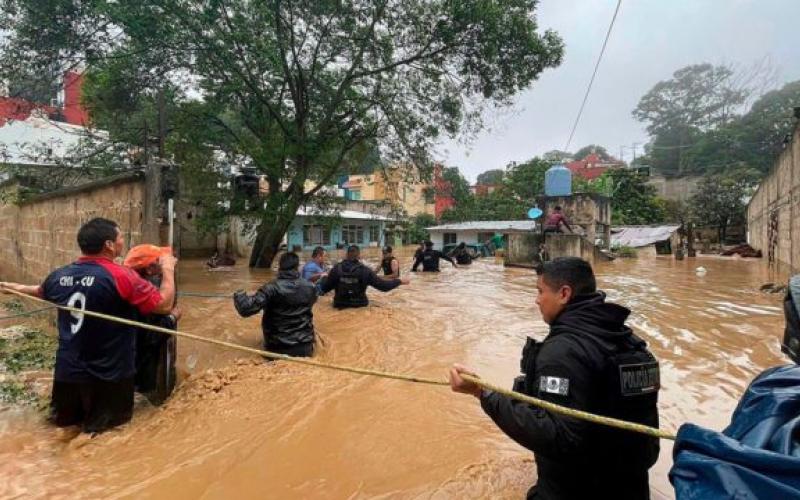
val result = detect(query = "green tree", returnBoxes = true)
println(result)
[1,0,564,267]
[503,157,550,202]
[605,169,665,225]
[542,149,572,162]
[406,213,436,244]
[476,169,504,185]
[690,168,759,244]
[572,144,612,161]
[633,63,753,176]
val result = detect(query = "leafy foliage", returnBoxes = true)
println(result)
[572,144,612,161]
[1,0,564,267]
[476,169,504,185]
[690,168,760,243]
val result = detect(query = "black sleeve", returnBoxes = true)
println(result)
[233,284,275,317]
[366,268,401,292]
[319,265,339,294]
[411,254,422,272]
[479,336,595,459]
[438,251,455,265]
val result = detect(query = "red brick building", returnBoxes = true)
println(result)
[0,71,88,127]
[566,153,623,181]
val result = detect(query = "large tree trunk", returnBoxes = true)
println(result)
[248,203,301,268]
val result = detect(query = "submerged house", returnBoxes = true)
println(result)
[611,225,681,256]
[285,207,393,250]
[425,220,538,248]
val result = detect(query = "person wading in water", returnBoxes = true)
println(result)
[320,245,409,308]
[375,245,401,279]
[450,257,660,500]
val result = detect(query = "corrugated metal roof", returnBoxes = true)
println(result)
[296,207,393,221]
[611,225,680,248]
[427,220,537,232]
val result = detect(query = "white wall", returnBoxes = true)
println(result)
[429,230,482,249]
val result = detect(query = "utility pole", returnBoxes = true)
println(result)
[157,87,166,159]
[631,142,641,163]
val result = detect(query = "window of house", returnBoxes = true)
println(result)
[477,232,494,244]
[342,225,364,244]
[443,233,457,245]
[351,190,362,200]
[369,225,381,243]
[303,225,331,246]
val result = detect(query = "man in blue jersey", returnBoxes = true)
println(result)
[1,218,177,433]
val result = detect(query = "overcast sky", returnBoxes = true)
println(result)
[437,0,800,182]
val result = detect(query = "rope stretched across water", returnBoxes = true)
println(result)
[2,287,677,441]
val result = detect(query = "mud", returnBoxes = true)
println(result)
[0,249,787,499]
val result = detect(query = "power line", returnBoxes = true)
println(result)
[564,0,623,152]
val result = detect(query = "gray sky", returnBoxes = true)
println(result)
[438,0,800,182]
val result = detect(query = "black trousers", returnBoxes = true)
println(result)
[50,377,135,434]
[265,342,314,358]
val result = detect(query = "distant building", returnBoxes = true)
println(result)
[0,113,91,167]
[433,164,455,218]
[425,220,537,249]
[470,184,499,197]
[339,164,438,217]
[0,70,89,127]
[611,225,682,256]
[566,153,624,181]
[287,208,392,250]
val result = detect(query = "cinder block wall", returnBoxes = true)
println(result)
[746,123,800,273]
[0,174,145,283]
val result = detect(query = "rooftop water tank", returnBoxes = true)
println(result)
[545,164,572,196]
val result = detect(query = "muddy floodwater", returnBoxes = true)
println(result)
[0,249,788,499]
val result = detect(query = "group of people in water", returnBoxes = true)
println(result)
[2,216,797,499]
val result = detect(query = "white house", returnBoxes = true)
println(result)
[426,220,538,248]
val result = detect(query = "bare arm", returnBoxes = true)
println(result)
[0,282,41,297]
[152,255,177,314]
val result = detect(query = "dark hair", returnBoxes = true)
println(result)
[554,205,562,211]
[383,245,392,254]
[279,252,300,271]
[347,245,360,259]
[458,242,466,248]
[77,218,119,254]
[541,257,596,296]
[312,246,325,258]
[424,240,433,249]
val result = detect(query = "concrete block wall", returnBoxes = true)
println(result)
[0,174,146,284]
[747,123,800,273]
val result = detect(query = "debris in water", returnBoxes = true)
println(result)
[186,354,198,371]
[695,267,707,276]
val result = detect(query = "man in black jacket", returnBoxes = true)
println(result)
[448,242,475,265]
[412,240,458,272]
[319,245,409,308]
[233,252,318,357]
[450,257,660,500]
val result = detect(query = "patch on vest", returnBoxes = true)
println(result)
[618,362,660,396]
[539,376,569,396]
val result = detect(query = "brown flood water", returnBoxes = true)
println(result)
[0,248,788,499]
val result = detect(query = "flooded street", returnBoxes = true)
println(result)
[0,250,788,499]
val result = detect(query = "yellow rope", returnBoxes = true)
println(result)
[2,287,677,440]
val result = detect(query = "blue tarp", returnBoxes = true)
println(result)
[670,364,800,499]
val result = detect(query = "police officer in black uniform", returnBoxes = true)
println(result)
[233,252,318,357]
[450,257,660,500]
[412,240,458,272]
[376,245,400,279]
[320,245,409,308]
[448,242,475,265]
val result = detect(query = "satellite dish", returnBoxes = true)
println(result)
[527,208,543,219]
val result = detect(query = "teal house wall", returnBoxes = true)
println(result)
[286,215,387,250]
